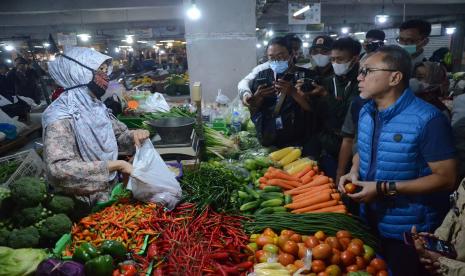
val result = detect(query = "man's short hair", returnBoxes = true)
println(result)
[333,37,362,57]
[284,33,302,48]
[366,29,385,41]
[267,36,292,54]
[376,45,412,87]
[399,19,432,38]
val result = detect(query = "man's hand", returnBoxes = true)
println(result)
[411,226,444,275]
[132,129,150,147]
[242,93,252,106]
[338,170,360,193]
[275,79,296,96]
[249,85,275,108]
[308,83,327,97]
[347,181,378,203]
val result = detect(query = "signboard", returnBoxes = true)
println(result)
[56,33,77,46]
[288,2,321,25]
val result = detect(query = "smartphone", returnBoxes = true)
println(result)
[301,78,316,92]
[281,72,294,82]
[403,232,457,259]
[255,77,272,88]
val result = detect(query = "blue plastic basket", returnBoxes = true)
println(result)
[0,123,17,140]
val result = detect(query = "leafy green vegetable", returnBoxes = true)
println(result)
[38,214,72,244]
[0,228,9,246]
[9,177,46,208]
[47,195,75,216]
[12,204,44,227]
[0,246,47,276]
[8,226,40,248]
[0,161,20,184]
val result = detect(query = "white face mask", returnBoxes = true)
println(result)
[312,54,331,68]
[332,61,351,76]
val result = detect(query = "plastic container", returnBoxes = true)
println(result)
[0,150,44,188]
[0,123,17,140]
[231,111,241,134]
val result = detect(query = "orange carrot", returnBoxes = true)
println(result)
[331,193,341,200]
[267,178,301,188]
[285,182,333,196]
[308,204,347,213]
[264,172,273,179]
[284,192,331,209]
[293,165,312,178]
[290,176,330,192]
[259,177,268,184]
[300,170,316,184]
[269,170,301,182]
[313,166,319,172]
[293,188,336,201]
[266,179,295,190]
[291,184,335,199]
[259,183,267,189]
[291,199,339,213]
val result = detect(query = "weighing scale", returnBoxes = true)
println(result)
[152,129,201,160]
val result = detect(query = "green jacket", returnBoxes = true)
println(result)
[318,64,360,157]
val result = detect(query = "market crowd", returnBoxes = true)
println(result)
[238,19,465,276]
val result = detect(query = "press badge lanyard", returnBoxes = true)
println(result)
[333,77,352,100]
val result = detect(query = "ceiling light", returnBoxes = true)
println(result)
[354,32,365,35]
[34,46,44,49]
[256,43,262,48]
[167,42,173,47]
[5,59,12,64]
[77,33,91,42]
[160,40,175,43]
[186,1,201,20]
[160,50,166,54]
[303,42,310,48]
[293,5,310,17]
[152,45,158,49]
[256,27,260,31]
[359,39,365,43]
[125,35,134,44]
[137,40,148,44]
[341,27,349,34]
[330,34,337,38]
[263,40,268,46]
[104,50,108,54]
[304,34,310,39]
[446,27,456,35]
[115,47,120,53]
[4,45,14,51]
[375,14,389,24]
[43,42,50,48]
[267,30,274,37]
[128,47,134,52]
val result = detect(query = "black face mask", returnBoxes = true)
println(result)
[58,54,109,99]
[366,41,385,53]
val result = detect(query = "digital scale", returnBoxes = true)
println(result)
[152,129,200,159]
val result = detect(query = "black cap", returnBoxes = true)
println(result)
[311,35,334,50]
[366,29,385,41]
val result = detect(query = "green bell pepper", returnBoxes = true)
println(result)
[100,240,127,260]
[85,255,114,276]
[73,242,100,263]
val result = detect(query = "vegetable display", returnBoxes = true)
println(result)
[0,246,47,276]
[0,160,20,184]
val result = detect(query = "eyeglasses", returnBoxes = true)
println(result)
[358,67,398,78]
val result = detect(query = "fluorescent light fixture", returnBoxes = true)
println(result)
[125,35,134,44]
[34,45,44,49]
[263,40,268,46]
[182,42,187,44]
[341,27,349,34]
[159,50,166,54]
[167,42,173,47]
[359,39,365,43]
[77,33,91,42]
[128,47,134,52]
[156,43,163,46]
[293,5,310,17]
[43,42,50,48]
[303,42,310,48]
[256,43,262,48]
[160,40,175,43]
[354,32,365,35]
[330,34,337,37]
[5,59,12,63]
[186,2,201,20]
[152,45,158,49]
[446,27,456,35]
[4,45,14,51]
[267,30,274,37]
[256,27,260,31]
[137,40,148,44]
[375,14,389,24]
[119,45,132,48]
[114,47,120,53]
[304,34,310,39]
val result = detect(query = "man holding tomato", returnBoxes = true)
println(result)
[338,45,457,275]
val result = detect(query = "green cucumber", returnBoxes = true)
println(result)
[284,194,292,205]
[260,192,284,201]
[238,191,250,199]
[240,200,260,211]
[272,207,288,213]
[254,207,275,215]
[260,199,283,208]
[263,186,282,192]
[244,185,260,199]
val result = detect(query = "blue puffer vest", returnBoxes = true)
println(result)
[358,89,450,240]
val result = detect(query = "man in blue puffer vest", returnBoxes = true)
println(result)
[339,45,457,276]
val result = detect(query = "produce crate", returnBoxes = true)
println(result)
[0,149,44,188]
[117,115,145,129]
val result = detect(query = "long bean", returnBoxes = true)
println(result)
[244,213,379,251]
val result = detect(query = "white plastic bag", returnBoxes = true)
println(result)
[141,92,170,112]
[127,140,182,209]
[0,109,29,134]
[215,89,230,105]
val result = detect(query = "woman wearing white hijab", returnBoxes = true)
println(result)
[42,47,149,206]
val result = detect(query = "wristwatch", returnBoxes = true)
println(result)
[387,181,397,196]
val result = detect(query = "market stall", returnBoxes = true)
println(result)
[0,102,387,276]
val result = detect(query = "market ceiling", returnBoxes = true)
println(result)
[0,0,465,40]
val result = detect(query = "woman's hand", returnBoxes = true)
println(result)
[338,170,360,193]
[108,160,133,175]
[411,226,444,275]
[132,129,150,147]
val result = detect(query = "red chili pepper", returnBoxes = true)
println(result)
[112,269,122,276]
[120,264,137,276]
[147,244,158,260]
[235,261,254,271]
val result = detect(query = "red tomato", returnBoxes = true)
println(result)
[278,253,295,266]
[263,228,277,237]
[340,250,356,266]
[376,270,389,276]
[336,230,352,239]
[312,260,327,273]
[344,183,357,194]
[294,259,305,268]
[315,231,327,241]
[256,235,274,247]
[278,235,289,249]
[347,242,364,256]
[290,233,303,243]
[330,249,341,265]
[281,230,295,237]
[338,238,351,250]
[325,264,342,276]
[305,236,321,249]
[298,243,308,259]
[355,256,366,270]
[350,238,364,247]
[346,264,359,272]
[370,258,387,271]
[282,240,299,256]
[366,265,377,274]
[312,244,332,260]
[325,237,342,250]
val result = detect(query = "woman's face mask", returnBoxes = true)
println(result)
[59,54,109,99]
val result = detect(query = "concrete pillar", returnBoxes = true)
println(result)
[184,0,257,102]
